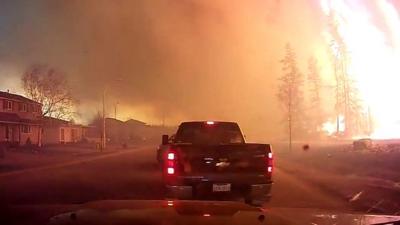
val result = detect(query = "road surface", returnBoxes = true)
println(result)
[0,146,350,211]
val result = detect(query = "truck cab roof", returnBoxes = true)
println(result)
[179,121,238,126]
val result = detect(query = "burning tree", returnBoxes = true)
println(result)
[328,15,364,137]
[277,43,305,150]
[22,64,76,120]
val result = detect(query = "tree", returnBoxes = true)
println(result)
[22,64,76,120]
[327,15,363,137]
[277,43,304,150]
[307,56,324,135]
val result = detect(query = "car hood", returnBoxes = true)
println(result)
[4,200,400,225]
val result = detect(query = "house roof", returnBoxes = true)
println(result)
[125,119,146,126]
[88,117,148,131]
[43,116,87,128]
[0,91,41,105]
[0,91,40,105]
[43,116,70,126]
[0,112,41,125]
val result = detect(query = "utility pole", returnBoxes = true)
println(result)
[114,102,118,120]
[288,87,292,152]
[162,111,165,127]
[101,77,123,150]
[102,88,106,151]
[289,116,292,152]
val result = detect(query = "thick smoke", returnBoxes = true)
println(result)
[0,0,329,140]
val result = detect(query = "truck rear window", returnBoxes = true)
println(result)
[174,122,245,145]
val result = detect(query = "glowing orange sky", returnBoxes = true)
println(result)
[1,0,398,140]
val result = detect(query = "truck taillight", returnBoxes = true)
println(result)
[267,151,273,174]
[167,167,175,175]
[167,152,175,160]
[165,150,178,175]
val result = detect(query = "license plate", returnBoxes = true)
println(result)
[212,183,231,192]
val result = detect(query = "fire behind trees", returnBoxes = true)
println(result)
[277,12,374,145]
[21,64,76,120]
[277,40,370,146]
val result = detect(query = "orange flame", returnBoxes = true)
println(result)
[321,0,400,139]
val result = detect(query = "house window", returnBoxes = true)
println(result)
[22,103,27,112]
[60,128,65,142]
[5,125,9,140]
[4,100,12,111]
[71,129,77,142]
[22,125,31,133]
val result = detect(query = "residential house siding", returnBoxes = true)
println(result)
[42,117,87,145]
[0,91,43,146]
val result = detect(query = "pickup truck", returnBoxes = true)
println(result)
[157,121,273,206]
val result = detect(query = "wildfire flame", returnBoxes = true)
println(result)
[321,0,400,139]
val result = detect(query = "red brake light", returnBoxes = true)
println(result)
[167,152,175,160]
[165,149,178,176]
[267,151,273,173]
[167,167,175,174]
[206,121,215,125]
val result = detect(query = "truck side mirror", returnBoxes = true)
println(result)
[162,134,169,145]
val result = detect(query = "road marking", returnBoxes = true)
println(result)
[270,167,349,209]
[0,147,150,178]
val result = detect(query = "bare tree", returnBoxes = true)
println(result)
[22,64,76,120]
[277,43,304,150]
[307,56,324,135]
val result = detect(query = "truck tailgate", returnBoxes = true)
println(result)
[175,144,271,175]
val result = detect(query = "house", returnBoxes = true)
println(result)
[0,91,43,146]
[42,117,87,145]
[88,117,177,145]
[124,119,148,142]
[87,118,128,144]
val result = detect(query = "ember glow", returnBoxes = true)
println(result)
[321,0,400,139]
[322,115,345,136]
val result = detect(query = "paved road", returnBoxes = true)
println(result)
[0,146,349,211]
